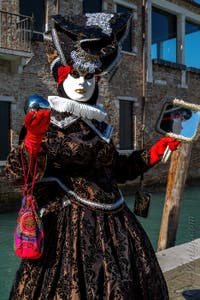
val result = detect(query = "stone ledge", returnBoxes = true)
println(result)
[187,67,200,74]
[152,59,186,70]
[153,59,200,74]
[156,238,200,273]
[183,0,200,7]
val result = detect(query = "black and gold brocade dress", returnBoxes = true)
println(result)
[6,96,169,300]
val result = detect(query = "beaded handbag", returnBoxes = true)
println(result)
[14,194,44,259]
[14,149,44,259]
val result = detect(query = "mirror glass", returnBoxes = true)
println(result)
[155,99,200,142]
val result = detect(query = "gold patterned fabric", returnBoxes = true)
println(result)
[6,114,169,299]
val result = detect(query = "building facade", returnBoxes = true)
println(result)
[0,0,200,210]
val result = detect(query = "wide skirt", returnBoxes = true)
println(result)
[9,202,169,300]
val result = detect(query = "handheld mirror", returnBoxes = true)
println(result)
[155,98,200,142]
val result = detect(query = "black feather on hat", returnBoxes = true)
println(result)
[45,13,132,76]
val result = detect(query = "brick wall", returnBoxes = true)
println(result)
[1,0,18,13]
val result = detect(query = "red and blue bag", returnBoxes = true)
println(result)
[14,193,44,259]
[14,148,44,259]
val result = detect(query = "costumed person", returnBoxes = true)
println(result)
[5,13,180,300]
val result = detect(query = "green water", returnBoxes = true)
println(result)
[0,186,200,300]
[0,212,20,300]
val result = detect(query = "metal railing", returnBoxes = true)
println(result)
[0,10,33,53]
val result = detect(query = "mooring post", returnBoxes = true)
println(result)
[157,142,193,251]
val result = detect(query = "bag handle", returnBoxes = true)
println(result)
[20,149,38,197]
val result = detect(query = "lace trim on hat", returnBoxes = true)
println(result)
[71,49,102,73]
[86,13,114,36]
[48,96,107,122]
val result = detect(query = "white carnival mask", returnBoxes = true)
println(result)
[63,69,96,102]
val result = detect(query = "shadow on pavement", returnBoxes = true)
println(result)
[182,289,200,300]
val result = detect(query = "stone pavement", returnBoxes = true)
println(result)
[156,239,200,300]
[164,259,200,300]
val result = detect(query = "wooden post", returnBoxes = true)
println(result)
[157,142,193,251]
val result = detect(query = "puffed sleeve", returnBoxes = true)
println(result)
[112,149,150,183]
[3,144,47,186]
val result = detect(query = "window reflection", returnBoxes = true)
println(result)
[151,7,177,63]
[117,4,132,52]
[185,21,200,69]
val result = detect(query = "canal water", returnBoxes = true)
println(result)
[0,185,200,299]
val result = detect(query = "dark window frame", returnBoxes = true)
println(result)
[185,20,200,69]
[116,4,133,53]
[83,0,102,13]
[119,100,133,150]
[19,0,45,41]
[151,6,177,63]
[0,101,11,160]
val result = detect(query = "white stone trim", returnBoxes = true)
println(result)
[147,0,153,82]
[117,96,138,102]
[178,70,188,89]
[0,96,14,102]
[117,149,133,154]
[0,48,32,58]
[102,2,108,11]
[154,79,167,86]
[0,51,32,74]
[45,0,59,32]
[121,49,137,56]
[156,238,200,272]
[45,0,49,32]
[114,0,137,10]
[152,0,200,23]
[0,161,6,166]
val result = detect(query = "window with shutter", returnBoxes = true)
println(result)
[83,0,102,13]
[20,0,45,40]
[151,7,177,63]
[117,4,132,52]
[119,100,133,150]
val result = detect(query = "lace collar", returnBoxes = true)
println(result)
[48,96,107,122]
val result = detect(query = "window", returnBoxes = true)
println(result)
[20,0,45,39]
[148,2,200,82]
[117,4,132,52]
[0,101,10,160]
[151,7,177,63]
[83,0,102,13]
[119,100,133,150]
[185,21,200,69]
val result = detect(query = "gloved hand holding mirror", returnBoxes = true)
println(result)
[155,98,200,162]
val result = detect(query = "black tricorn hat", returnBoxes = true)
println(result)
[46,13,132,75]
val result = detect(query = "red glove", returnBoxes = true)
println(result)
[24,110,51,155]
[149,137,180,166]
